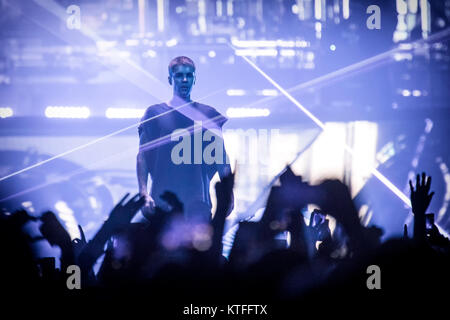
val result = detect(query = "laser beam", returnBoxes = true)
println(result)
[230,42,412,207]
[240,27,450,111]
[0,89,224,183]
[0,112,227,202]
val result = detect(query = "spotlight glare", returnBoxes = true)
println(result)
[235,49,278,57]
[260,89,278,96]
[105,108,145,119]
[226,107,270,118]
[0,89,224,183]
[125,39,139,46]
[226,89,246,96]
[280,49,296,57]
[232,43,412,207]
[45,106,90,119]
[143,49,157,58]
[166,38,178,47]
[0,107,13,118]
[96,40,116,50]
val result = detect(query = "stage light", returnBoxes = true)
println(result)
[0,89,225,183]
[226,89,246,96]
[436,18,446,28]
[143,49,157,58]
[376,142,396,165]
[314,0,322,20]
[280,49,296,57]
[401,89,411,97]
[315,21,322,32]
[343,0,350,19]
[394,52,413,61]
[21,201,35,213]
[226,0,233,16]
[330,44,336,51]
[98,50,131,58]
[157,0,165,32]
[420,0,430,38]
[295,40,309,48]
[232,44,412,207]
[397,0,408,15]
[412,89,421,97]
[226,108,270,118]
[208,50,216,58]
[277,40,296,47]
[399,43,413,50]
[236,49,278,57]
[45,106,90,119]
[125,39,139,46]
[409,0,419,13]
[216,0,223,16]
[54,201,80,239]
[96,40,116,50]
[306,52,315,61]
[166,38,178,47]
[105,108,145,119]
[0,107,13,118]
[260,89,278,96]
[230,38,297,48]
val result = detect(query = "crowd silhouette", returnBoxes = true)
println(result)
[1,168,449,315]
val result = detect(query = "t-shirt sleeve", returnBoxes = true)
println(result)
[211,109,228,129]
[138,106,159,146]
[138,106,162,176]
[194,102,227,129]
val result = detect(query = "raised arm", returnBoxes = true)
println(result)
[137,130,155,217]
[409,172,434,242]
[216,135,234,216]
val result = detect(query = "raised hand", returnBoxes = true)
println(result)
[279,165,303,189]
[317,179,374,254]
[39,211,75,268]
[318,179,360,229]
[211,171,235,261]
[302,209,331,257]
[72,224,87,256]
[160,190,183,214]
[278,166,309,210]
[215,171,235,215]
[259,167,309,236]
[141,193,156,220]
[105,193,146,233]
[78,193,145,277]
[39,211,72,248]
[286,209,312,258]
[409,173,434,242]
[409,172,434,216]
